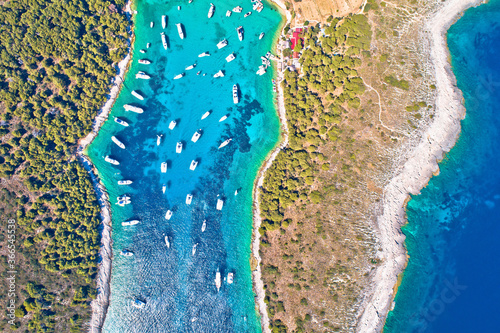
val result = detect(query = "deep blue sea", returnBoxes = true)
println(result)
[86,1,282,331]
[384,1,500,332]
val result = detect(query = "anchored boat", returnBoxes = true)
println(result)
[169,120,177,130]
[174,73,185,80]
[124,104,144,113]
[217,39,228,49]
[218,138,232,149]
[190,160,198,171]
[208,3,215,18]
[213,70,224,78]
[236,26,244,41]
[176,23,184,39]
[112,136,125,149]
[191,130,201,142]
[138,59,151,65]
[232,84,239,103]
[105,156,119,165]
[136,71,151,79]
[131,90,145,100]
[161,162,168,173]
[225,53,235,62]
[114,117,129,126]
[161,32,168,50]
[162,15,167,29]
[122,220,139,226]
[165,210,173,220]
[118,180,132,185]
[186,194,193,205]
[201,111,211,119]
[176,142,183,153]
[216,198,224,210]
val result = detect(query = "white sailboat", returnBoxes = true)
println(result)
[219,115,228,122]
[161,32,168,50]
[162,184,166,193]
[169,120,177,130]
[165,235,170,248]
[201,111,211,119]
[201,219,206,232]
[218,138,232,149]
[176,142,183,153]
[192,243,198,255]
[216,198,224,210]
[186,194,193,205]
[162,15,167,29]
[215,269,221,292]
[190,160,198,171]
[161,162,168,173]
[157,135,162,146]
[191,130,201,143]
[165,210,173,220]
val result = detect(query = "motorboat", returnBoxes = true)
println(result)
[161,162,168,173]
[198,52,210,57]
[157,135,162,146]
[169,120,177,130]
[122,220,139,226]
[192,243,198,255]
[219,115,228,122]
[139,49,146,53]
[105,156,119,165]
[215,270,221,292]
[162,15,167,29]
[121,250,134,257]
[112,136,125,149]
[234,190,238,196]
[201,220,206,232]
[138,59,151,65]
[162,184,166,193]
[191,130,201,142]
[132,298,145,308]
[236,26,244,41]
[259,32,265,40]
[217,39,228,49]
[178,5,181,10]
[201,111,211,119]
[225,53,235,62]
[226,10,232,17]
[118,180,133,185]
[136,71,151,79]
[124,104,144,113]
[218,138,232,149]
[244,12,252,18]
[208,3,215,18]
[165,210,173,220]
[216,198,224,210]
[186,64,196,70]
[131,90,145,100]
[174,73,185,79]
[190,160,198,171]
[165,235,170,248]
[176,23,184,39]
[114,117,129,126]
[146,43,151,48]
[232,84,239,103]
[233,6,242,13]
[213,70,224,78]
[186,194,193,205]
[176,142,183,153]
[150,22,154,28]
[161,32,168,50]
[227,272,234,284]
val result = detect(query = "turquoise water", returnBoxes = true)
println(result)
[384,1,500,332]
[87,1,282,331]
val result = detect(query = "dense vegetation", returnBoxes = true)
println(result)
[260,15,376,332]
[0,0,129,331]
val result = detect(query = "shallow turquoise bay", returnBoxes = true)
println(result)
[87,1,283,331]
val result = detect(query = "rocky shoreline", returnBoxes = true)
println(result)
[356,0,486,331]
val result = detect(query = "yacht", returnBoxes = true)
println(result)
[161,32,168,50]
[124,104,144,113]
[216,198,224,210]
[198,51,210,57]
[190,160,198,171]
[162,184,166,193]
[225,53,235,62]
[135,71,151,80]
[132,298,145,308]
[174,73,185,80]
[157,134,162,146]
[114,117,129,126]
[105,156,119,165]
[176,142,183,153]
[176,23,184,39]
[201,220,206,232]
[233,6,242,13]
[213,70,224,78]
[208,3,215,18]
[131,90,145,100]
[236,26,244,41]
[191,130,201,142]
[218,138,232,149]
[192,243,198,255]
[186,64,196,70]
[186,194,193,205]
[150,22,154,28]
[112,136,125,149]
[256,65,266,76]
[226,10,232,17]
[201,111,211,119]
[232,84,239,103]
[165,235,170,248]
[118,180,133,185]
[227,272,234,284]
[219,115,228,122]
[120,249,134,257]
[259,32,265,40]
[215,270,221,292]
[244,12,252,18]
[138,59,151,65]
[162,15,167,29]
[165,210,173,220]
[169,120,177,130]
[161,162,168,173]
[217,39,228,49]
[122,220,139,226]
